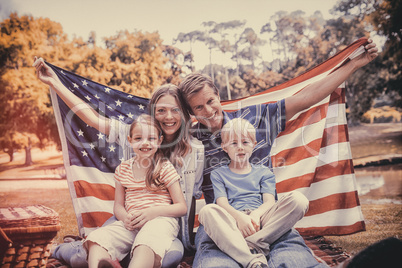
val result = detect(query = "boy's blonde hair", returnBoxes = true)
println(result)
[221,118,257,145]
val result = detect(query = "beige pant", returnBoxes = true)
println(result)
[198,191,309,268]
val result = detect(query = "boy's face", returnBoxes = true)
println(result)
[222,133,256,165]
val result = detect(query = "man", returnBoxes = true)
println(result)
[178,39,378,267]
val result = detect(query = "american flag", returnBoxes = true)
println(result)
[50,37,368,237]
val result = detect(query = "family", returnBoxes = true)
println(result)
[33,38,378,268]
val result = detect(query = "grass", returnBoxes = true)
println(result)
[0,188,78,245]
[326,202,402,255]
[1,187,401,257]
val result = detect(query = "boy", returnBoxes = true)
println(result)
[198,118,309,268]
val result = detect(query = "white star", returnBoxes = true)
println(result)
[61,70,65,74]
[97,133,105,140]
[118,115,125,121]
[105,87,111,93]
[73,83,79,88]
[95,94,100,99]
[82,80,88,86]
[115,100,122,107]
[77,129,84,136]
[101,156,106,162]
[89,143,95,150]
[127,95,133,98]
[107,105,113,110]
[127,112,134,119]
[109,145,116,152]
[85,95,91,101]
[120,157,125,162]
[81,151,88,157]
[138,104,145,110]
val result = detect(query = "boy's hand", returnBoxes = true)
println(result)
[236,213,257,237]
[249,211,261,231]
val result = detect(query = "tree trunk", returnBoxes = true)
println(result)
[225,68,231,100]
[5,148,14,162]
[25,137,33,166]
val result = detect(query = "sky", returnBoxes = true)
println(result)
[1,0,341,69]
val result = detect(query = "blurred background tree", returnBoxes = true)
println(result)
[0,0,399,163]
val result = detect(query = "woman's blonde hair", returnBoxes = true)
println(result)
[129,114,166,190]
[149,84,192,167]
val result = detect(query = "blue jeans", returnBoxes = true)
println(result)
[193,225,329,268]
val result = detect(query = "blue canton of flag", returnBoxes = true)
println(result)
[47,62,149,173]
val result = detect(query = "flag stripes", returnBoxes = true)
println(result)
[50,37,369,237]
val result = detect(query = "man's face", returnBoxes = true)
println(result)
[188,85,223,133]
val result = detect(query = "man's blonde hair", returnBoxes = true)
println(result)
[221,118,257,145]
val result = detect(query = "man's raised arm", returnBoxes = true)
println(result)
[285,39,378,121]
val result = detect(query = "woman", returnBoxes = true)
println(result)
[33,57,204,266]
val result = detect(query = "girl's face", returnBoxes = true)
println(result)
[128,124,162,159]
[154,94,182,141]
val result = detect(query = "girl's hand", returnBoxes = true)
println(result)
[351,39,378,70]
[236,213,257,238]
[130,207,159,229]
[123,213,135,231]
[32,56,60,86]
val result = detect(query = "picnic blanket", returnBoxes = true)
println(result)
[49,38,369,239]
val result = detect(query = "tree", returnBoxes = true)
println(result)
[104,30,172,97]
[174,30,205,72]
[369,0,402,107]
[0,13,68,164]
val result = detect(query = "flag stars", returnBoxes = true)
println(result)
[118,115,125,121]
[105,87,111,93]
[82,80,88,86]
[127,112,134,119]
[115,100,122,107]
[127,95,133,98]
[95,94,100,99]
[77,129,84,136]
[101,156,106,162]
[120,157,125,162]
[138,104,145,110]
[97,132,105,140]
[109,145,116,152]
[85,95,91,101]
[89,143,95,150]
[73,83,79,89]
[81,150,88,157]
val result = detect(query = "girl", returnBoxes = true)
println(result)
[33,57,204,264]
[84,114,187,268]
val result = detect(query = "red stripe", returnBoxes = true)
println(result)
[82,211,114,230]
[273,125,349,167]
[276,159,354,193]
[297,221,366,236]
[74,180,115,200]
[305,191,361,216]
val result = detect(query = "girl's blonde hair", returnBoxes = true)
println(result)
[149,84,192,167]
[129,114,166,190]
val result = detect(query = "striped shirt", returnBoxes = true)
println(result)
[192,99,286,204]
[114,158,180,214]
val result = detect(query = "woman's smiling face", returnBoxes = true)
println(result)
[153,94,182,142]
